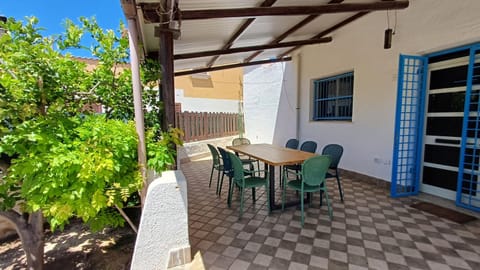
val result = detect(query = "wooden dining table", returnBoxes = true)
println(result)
[226,143,316,210]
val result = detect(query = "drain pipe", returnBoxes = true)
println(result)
[295,53,302,139]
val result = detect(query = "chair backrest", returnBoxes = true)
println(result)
[207,144,221,166]
[300,140,317,153]
[217,147,233,177]
[232,137,251,146]
[301,155,331,187]
[227,152,245,185]
[321,144,343,169]
[285,138,299,149]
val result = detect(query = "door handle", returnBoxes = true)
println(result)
[435,138,460,145]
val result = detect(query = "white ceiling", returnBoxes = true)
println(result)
[132,0,400,72]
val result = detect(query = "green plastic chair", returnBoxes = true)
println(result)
[228,152,270,218]
[231,137,259,170]
[284,140,318,182]
[322,144,344,202]
[207,144,223,192]
[285,138,299,149]
[282,155,333,227]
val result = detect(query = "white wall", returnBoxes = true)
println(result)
[175,89,240,113]
[131,171,190,269]
[243,62,297,145]
[292,0,480,180]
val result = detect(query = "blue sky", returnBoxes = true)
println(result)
[1,0,126,57]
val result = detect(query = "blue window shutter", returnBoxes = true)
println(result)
[456,45,480,211]
[391,54,427,197]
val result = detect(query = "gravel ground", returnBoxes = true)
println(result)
[0,219,136,270]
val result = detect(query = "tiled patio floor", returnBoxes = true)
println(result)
[181,159,480,270]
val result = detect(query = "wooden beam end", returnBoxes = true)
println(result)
[120,0,137,19]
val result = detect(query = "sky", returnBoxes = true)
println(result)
[0,0,126,57]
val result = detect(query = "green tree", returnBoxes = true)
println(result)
[0,17,179,269]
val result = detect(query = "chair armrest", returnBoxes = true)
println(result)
[244,169,269,178]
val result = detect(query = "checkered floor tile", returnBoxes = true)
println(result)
[181,159,480,270]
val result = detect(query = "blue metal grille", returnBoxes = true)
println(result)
[313,72,353,121]
[391,55,427,197]
[456,46,480,211]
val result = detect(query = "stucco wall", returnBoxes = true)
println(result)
[131,171,190,269]
[175,89,240,113]
[243,62,297,145]
[292,0,480,180]
[175,68,243,113]
[175,68,242,100]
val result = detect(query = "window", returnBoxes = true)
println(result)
[312,72,354,121]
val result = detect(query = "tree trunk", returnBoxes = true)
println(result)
[0,210,44,270]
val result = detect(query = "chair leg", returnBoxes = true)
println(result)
[209,166,214,188]
[300,191,305,227]
[282,168,287,211]
[280,166,283,188]
[336,170,344,202]
[252,188,256,202]
[215,169,222,195]
[320,191,323,207]
[228,179,234,208]
[240,187,245,218]
[323,189,333,220]
[266,182,270,214]
[319,182,325,206]
[218,172,225,196]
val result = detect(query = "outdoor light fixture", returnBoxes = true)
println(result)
[384,28,393,49]
[384,10,397,49]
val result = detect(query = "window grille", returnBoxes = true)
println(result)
[313,72,354,121]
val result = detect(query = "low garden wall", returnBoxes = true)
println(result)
[130,170,190,270]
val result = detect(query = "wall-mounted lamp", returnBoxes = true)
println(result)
[384,10,396,49]
[384,28,393,49]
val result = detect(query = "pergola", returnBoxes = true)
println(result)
[119,0,409,171]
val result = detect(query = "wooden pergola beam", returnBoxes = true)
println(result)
[120,0,137,19]
[175,57,292,77]
[206,0,277,67]
[141,1,409,22]
[158,0,176,131]
[244,0,344,63]
[278,11,370,58]
[174,37,332,60]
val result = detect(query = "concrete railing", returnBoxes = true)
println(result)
[131,170,190,269]
[177,135,237,164]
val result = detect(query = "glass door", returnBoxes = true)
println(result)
[421,51,470,200]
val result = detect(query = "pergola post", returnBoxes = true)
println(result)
[121,0,148,204]
[158,0,176,131]
[127,19,147,203]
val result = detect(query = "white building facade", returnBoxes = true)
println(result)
[243,0,480,212]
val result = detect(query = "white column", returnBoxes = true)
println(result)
[127,18,147,204]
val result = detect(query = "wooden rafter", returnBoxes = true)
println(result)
[206,0,277,68]
[120,0,137,19]
[140,1,409,22]
[278,11,369,58]
[175,57,292,77]
[244,0,344,63]
[174,37,332,60]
